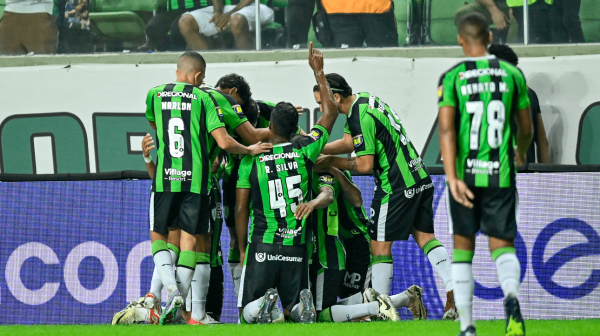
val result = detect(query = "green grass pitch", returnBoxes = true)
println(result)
[2,320,599,336]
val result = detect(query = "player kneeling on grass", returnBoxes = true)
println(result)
[438,13,532,336]
[234,43,340,324]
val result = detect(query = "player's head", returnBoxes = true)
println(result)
[313,73,353,114]
[269,102,299,141]
[215,73,258,126]
[457,13,492,52]
[215,73,252,106]
[488,44,519,66]
[176,51,206,86]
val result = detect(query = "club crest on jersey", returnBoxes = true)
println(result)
[255,253,266,262]
[233,104,244,116]
[310,128,323,140]
[319,175,334,185]
[353,135,364,148]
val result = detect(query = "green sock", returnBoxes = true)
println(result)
[167,243,180,257]
[491,247,516,261]
[318,308,333,322]
[371,255,393,265]
[151,240,168,256]
[422,238,442,255]
[453,249,475,263]
[177,250,196,269]
[196,252,210,264]
[228,248,240,263]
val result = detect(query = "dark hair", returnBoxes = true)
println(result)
[312,73,353,98]
[215,73,252,105]
[457,13,490,45]
[179,51,206,69]
[271,102,299,139]
[488,44,519,66]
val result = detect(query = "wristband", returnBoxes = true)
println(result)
[144,155,152,163]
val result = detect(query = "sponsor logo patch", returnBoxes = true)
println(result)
[233,104,244,116]
[310,128,323,140]
[255,253,266,262]
[353,135,364,148]
[437,85,443,98]
[404,182,434,199]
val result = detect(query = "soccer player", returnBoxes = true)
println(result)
[437,13,532,336]
[314,74,456,319]
[234,43,339,324]
[145,51,271,325]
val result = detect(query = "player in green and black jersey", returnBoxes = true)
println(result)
[234,44,342,324]
[438,14,532,336]
[313,74,456,319]
[145,52,271,325]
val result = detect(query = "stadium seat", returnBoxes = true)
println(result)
[576,103,600,164]
[580,0,600,42]
[0,0,5,19]
[425,0,475,45]
[88,0,161,47]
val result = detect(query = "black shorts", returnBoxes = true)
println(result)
[238,242,309,312]
[310,260,344,312]
[368,179,435,242]
[339,234,371,299]
[445,186,518,240]
[150,192,211,235]
[206,265,224,322]
[222,177,237,228]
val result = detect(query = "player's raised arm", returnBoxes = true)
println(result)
[211,127,272,155]
[322,133,354,155]
[329,168,362,208]
[309,42,339,135]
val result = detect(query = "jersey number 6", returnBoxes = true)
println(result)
[168,118,185,158]
[466,100,506,150]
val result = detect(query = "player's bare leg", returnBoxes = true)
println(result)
[452,234,476,335]
[412,228,457,319]
[489,237,524,336]
[229,14,254,50]
[179,14,210,50]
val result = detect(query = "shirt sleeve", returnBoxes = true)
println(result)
[437,71,458,108]
[145,89,155,122]
[299,124,330,162]
[219,92,248,130]
[202,94,225,133]
[352,111,376,157]
[343,123,350,134]
[514,69,531,110]
[317,172,335,192]
[236,155,253,189]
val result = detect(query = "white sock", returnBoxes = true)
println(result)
[134,307,149,323]
[229,263,242,300]
[169,249,178,264]
[242,297,263,324]
[328,302,379,322]
[186,287,192,312]
[453,263,474,331]
[427,246,454,292]
[371,262,393,295]
[153,250,177,294]
[191,264,211,321]
[495,252,521,298]
[149,267,163,302]
[390,292,409,308]
[175,267,195,302]
[337,292,364,305]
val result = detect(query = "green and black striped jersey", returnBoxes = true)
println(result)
[256,100,276,128]
[344,92,428,194]
[145,82,224,194]
[438,55,530,188]
[237,125,330,246]
[209,173,224,267]
[333,171,370,240]
[310,172,339,236]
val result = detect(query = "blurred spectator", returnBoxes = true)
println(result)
[138,0,204,51]
[507,0,552,44]
[179,0,274,50]
[489,44,549,163]
[323,0,398,48]
[55,0,93,53]
[0,0,58,55]
[455,0,510,43]
[549,0,585,43]
[287,0,315,48]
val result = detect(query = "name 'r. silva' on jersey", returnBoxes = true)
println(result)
[261,152,301,174]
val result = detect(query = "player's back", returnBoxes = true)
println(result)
[345,92,429,194]
[438,55,530,188]
[237,126,330,246]
[145,82,222,194]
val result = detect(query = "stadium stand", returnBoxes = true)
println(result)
[0,0,5,19]
[576,103,600,165]
[425,0,474,45]
[580,0,600,42]
[393,0,413,46]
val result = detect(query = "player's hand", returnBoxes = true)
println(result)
[295,106,304,116]
[308,42,324,73]
[448,178,474,209]
[490,7,508,30]
[514,148,526,168]
[142,133,155,158]
[214,12,232,31]
[295,201,315,220]
[209,12,221,24]
[314,155,331,172]
[247,141,272,155]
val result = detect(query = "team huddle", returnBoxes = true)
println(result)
[112,13,530,336]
